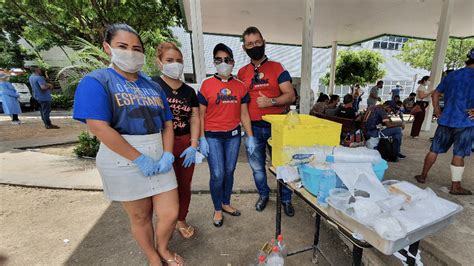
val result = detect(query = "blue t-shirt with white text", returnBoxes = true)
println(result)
[73,68,173,135]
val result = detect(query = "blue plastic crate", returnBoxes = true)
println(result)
[298,159,388,197]
[373,159,388,181]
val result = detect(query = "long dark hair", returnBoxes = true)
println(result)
[418,75,430,84]
[104,23,144,51]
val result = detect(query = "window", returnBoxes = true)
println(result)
[372,35,409,50]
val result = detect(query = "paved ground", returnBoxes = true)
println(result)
[0,112,473,265]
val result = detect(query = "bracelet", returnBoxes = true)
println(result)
[190,138,199,143]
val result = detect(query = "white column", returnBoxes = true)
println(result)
[422,0,454,131]
[190,0,206,84]
[328,41,338,95]
[299,0,316,114]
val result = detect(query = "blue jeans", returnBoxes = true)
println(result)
[369,127,403,154]
[207,135,241,211]
[38,101,52,126]
[246,125,292,203]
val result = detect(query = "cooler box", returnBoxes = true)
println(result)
[263,114,342,166]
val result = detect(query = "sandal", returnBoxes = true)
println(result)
[449,188,472,195]
[414,175,426,184]
[176,225,195,239]
[161,253,184,266]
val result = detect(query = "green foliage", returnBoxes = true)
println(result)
[2,0,182,50]
[141,29,178,77]
[321,49,386,86]
[0,32,36,68]
[51,94,74,110]
[74,131,100,158]
[397,38,474,70]
[57,31,178,97]
[8,74,30,85]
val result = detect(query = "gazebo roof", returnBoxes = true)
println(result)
[180,0,473,47]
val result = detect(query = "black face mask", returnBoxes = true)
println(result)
[245,44,265,61]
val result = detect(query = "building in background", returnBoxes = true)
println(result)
[172,28,428,106]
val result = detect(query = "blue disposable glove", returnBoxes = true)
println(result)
[180,146,197,168]
[156,151,175,174]
[245,136,256,155]
[199,137,209,157]
[133,154,158,177]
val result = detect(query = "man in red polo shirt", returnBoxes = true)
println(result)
[238,26,296,216]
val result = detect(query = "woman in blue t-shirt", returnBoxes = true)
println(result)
[73,24,183,266]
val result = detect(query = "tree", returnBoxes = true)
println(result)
[2,0,183,50]
[1,0,182,69]
[320,49,386,86]
[397,38,474,71]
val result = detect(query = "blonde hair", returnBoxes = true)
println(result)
[156,42,183,61]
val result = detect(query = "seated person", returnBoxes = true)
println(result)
[366,102,406,159]
[324,94,340,116]
[310,93,329,115]
[336,94,357,119]
[402,92,416,114]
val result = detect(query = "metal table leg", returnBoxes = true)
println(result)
[407,241,420,266]
[352,245,363,266]
[312,214,321,264]
[276,180,282,238]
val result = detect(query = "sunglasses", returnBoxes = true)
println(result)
[214,56,234,64]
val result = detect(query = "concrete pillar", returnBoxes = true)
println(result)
[328,41,338,95]
[299,0,316,114]
[189,0,206,84]
[422,0,454,131]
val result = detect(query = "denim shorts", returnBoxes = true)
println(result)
[430,125,474,157]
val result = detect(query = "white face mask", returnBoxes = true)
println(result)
[107,44,145,73]
[215,63,233,77]
[425,81,431,86]
[161,62,184,80]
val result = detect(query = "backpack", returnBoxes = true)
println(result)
[377,132,398,162]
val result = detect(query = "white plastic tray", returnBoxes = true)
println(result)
[327,199,463,255]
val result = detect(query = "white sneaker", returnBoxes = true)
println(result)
[11,121,22,125]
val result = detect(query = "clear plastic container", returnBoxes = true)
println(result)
[277,235,287,257]
[256,255,266,266]
[328,188,351,210]
[266,246,284,266]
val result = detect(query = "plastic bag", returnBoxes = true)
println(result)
[373,214,407,240]
[376,195,405,212]
[333,146,382,164]
[366,137,379,149]
[331,163,389,201]
[276,166,299,183]
[392,188,461,232]
[350,197,382,226]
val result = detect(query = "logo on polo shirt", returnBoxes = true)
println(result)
[216,88,237,104]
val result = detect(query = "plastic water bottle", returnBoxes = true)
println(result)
[276,235,288,257]
[255,250,267,265]
[266,246,284,266]
[284,105,300,129]
[256,255,266,266]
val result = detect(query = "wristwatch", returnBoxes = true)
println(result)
[270,98,277,106]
